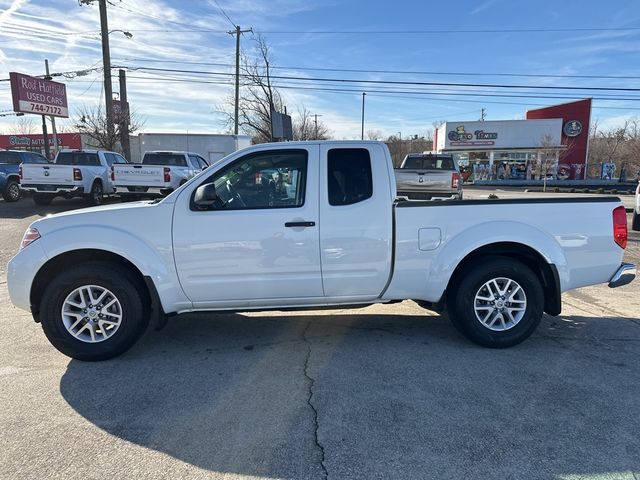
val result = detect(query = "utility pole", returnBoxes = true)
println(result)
[361,92,366,140]
[119,69,131,161]
[44,59,58,157]
[98,0,114,141]
[228,25,252,135]
[313,113,322,139]
[480,108,486,121]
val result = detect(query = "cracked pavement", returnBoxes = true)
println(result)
[1,196,639,479]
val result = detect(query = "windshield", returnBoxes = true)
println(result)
[142,153,187,166]
[402,155,454,170]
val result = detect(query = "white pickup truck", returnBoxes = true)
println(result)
[20,149,127,206]
[7,141,636,361]
[113,151,208,197]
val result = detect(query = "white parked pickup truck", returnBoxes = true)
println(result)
[20,149,127,206]
[7,141,636,361]
[113,151,208,197]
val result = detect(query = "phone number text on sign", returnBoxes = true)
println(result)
[18,100,68,117]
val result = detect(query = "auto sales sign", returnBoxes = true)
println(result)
[10,72,69,118]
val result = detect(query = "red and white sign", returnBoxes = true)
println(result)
[9,72,69,118]
[0,133,81,150]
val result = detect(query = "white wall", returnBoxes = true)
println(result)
[129,133,251,163]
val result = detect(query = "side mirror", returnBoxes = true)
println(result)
[194,183,218,206]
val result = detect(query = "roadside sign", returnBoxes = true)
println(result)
[9,72,69,118]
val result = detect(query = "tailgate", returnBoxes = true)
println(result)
[395,169,453,190]
[113,164,167,187]
[21,164,75,185]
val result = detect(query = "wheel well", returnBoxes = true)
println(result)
[30,249,151,319]
[7,174,20,183]
[446,242,561,316]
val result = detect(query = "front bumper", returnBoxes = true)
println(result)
[608,263,636,288]
[7,240,49,313]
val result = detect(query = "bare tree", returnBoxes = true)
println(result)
[293,107,330,140]
[366,129,384,140]
[74,104,144,153]
[11,116,37,135]
[219,34,285,144]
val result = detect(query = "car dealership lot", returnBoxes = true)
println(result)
[1,195,639,480]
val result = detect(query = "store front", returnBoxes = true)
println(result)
[434,99,592,181]
[0,133,82,159]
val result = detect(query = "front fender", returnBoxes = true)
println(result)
[426,220,569,299]
[37,225,191,313]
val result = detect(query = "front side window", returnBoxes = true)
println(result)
[193,149,308,211]
[328,148,373,206]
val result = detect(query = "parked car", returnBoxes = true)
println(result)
[7,141,635,360]
[395,153,462,200]
[0,150,49,202]
[633,181,640,231]
[20,149,127,206]
[113,151,208,197]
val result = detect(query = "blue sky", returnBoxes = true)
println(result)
[0,0,639,139]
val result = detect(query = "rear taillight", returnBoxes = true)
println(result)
[19,165,23,180]
[163,167,171,183]
[451,172,460,189]
[73,168,82,181]
[613,205,628,249]
[110,165,115,181]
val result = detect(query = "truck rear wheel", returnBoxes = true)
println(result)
[39,262,150,361]
[446,256,544,348]
[87,181,104,206]
[633,211,640,232]
[3,179,21,202]
[33,193,54,206]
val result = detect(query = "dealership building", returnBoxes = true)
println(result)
[434,99,591,180]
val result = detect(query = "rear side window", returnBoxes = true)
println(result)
[56,152,100,166]
[328,148,373,206]
[0,151,22,165]
[403,155,454,170]
[143,153,187,166]
[25,153,49,164]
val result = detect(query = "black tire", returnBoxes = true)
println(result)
[446,256,544,348]
[2,179,21,202]
[633,211,640,232]
[86,181,104,206]
[39,261,150,361]
[33,193,54,206]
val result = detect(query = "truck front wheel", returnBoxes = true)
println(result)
[3,179,21,202]
[447,256,544,348]
[39,262,150,361]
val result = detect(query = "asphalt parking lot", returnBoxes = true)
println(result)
[0,193,639,480]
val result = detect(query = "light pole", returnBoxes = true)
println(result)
[361,92,366,140]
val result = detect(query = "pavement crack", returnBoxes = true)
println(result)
[302,321,329,480]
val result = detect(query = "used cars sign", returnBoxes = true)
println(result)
[9,72,69,118]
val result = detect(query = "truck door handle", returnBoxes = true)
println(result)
[285,221,315,228]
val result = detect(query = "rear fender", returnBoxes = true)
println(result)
[426,220,569,300]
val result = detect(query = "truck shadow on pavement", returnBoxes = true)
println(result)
[59,311,640,479]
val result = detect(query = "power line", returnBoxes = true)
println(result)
[115,65,640,92]
[211,0,237,28]
[112,57,640,81]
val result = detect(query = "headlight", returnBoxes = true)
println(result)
[20,228,41,250]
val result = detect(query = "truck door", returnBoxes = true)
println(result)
[319,144,394,297]
[172,146,323,308]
